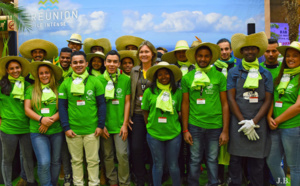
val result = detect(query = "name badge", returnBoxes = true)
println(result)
[275,101,283,108]
[158,117,167,123]
[249,97,258,103]
[112,99,119,105]
[77,100,85,106]
[41,108,50,114]
[197,98,205,104]
[139,96,143,101]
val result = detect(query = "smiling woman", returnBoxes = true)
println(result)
[0,56,37,186]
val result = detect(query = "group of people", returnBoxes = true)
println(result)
[0,31,299,186]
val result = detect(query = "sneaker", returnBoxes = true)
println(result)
[16,178,27,186]
[64,174,72,186]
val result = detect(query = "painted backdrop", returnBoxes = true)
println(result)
[18,0,265,52]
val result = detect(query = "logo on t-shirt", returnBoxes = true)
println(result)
[285,84,294,94]
[116,88,123,99]
[205,84,214,94]
[86,90,94,100]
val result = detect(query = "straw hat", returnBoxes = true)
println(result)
[146,61,182,82]
[191,40,202,48]
[115,35,145,51]
[67,33,83,44]
[231,31,268,59]
[30,61,63,81]
[161,40,189,64]
[86,51,106,63]
[277,41,300,57]
[83,38,112,55]
[0,56,31,77]
[186,42,221,65]
[19,39,58,60]
[119,50,139,66]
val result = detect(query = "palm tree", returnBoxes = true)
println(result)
[0,2,32,32]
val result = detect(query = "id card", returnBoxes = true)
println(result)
[197,98,205,104]
[112,99,119,105]
[249,97,258,103]
[139,96,143,101]
[77,100,85,106]
[275,101,283,108]
[158,117,167,123]
[41,108,50,114]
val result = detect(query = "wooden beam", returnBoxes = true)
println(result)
[265,0,271,38]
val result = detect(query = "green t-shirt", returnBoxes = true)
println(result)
[181,67,227,129]
[273,74,300,129]
[98,74,131,134]
[25,86,63,135]
[58,75,104,135]
[260,62,281,81]
[0,82,30,134]
[141,87,182,141]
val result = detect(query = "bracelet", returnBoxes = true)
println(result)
[39,116,43,123]
[182,129,189,133]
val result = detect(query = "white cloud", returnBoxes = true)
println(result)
[122,10,154,34]
[154,10,244,33]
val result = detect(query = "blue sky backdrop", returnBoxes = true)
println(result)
[18,0,265,52]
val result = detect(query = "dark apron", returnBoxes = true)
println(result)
[228,71,271,158]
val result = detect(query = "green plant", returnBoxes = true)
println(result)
[2,33,10,57]
[0,2,32,32]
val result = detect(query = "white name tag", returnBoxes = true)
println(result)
[275,101,283,108]
[112,99,119,105]
[77,100,85,106]
[249,97,258,103]
[197,98,205,104]
[139,96,143,101]
[158,117,167,123]
[59,93,64,96]
[41,108,50,114]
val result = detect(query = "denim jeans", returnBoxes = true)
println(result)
[188,124,222,186]
[266,127,300,186]
[147,133,181,186]
[0,131,35,186]
[31,132,63,186]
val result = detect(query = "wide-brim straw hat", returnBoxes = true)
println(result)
[231,31,268,59]
[30,61,63,81]
[83,38,112,55]
[186,42,221,65]
[191,40,202,48]
[277,41,300,57]
[161,40,190,64]
[146,61,182,82]
[0,56,31,77]
[19,39,58,60]
[86,51,106,63]
[115,35,145,51]
[66,33,83,44]
[119,50,139,67]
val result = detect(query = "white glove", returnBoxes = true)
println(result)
[246,128,260,141]
[238,119,255,134]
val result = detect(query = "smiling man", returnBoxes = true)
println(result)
[214,38,236,78]
[56,47,73,82]
[181,43,229,186]
[58,51,106,186]
[227,32,273,186]
[98,50,131,186]
[118,50,138,78]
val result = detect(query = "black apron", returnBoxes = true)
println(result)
[228,71,271,158]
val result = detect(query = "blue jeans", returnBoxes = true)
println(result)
[188,124,222,186]
[266,127,300,186]
[30,132,63,186]
[147,133,181,186]
[0,131,35,186]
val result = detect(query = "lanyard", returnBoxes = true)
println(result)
[200,87,204,97]
[140,70,148,92]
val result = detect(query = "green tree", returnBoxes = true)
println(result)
[0,2,32,32]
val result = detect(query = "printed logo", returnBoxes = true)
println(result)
[38,0,59,10]
[86,90,94,100]
[87,90,93,96]
[117,88,122,94]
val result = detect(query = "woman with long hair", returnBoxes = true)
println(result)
[267,41,300,186]
[129,40,157,186]
[24,61,63,186]
[141,62,182,186]
[0,56,36,186]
